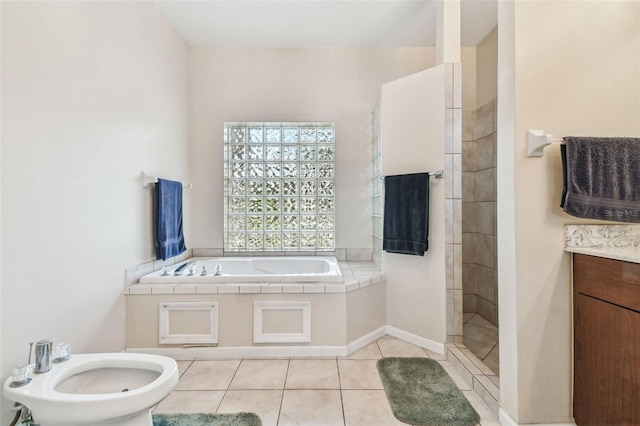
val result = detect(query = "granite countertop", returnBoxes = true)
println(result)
[565,225,640,264]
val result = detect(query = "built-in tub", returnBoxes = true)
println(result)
[138,256,343,284]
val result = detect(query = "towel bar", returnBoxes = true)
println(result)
[381,170,443,181]
[527,130,564,157]
[142,172,192,189]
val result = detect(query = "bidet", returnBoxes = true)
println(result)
[3,353,178,426]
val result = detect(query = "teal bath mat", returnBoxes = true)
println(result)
[152,412,262,426]
[377,357,480,426]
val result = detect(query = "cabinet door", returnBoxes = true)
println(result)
[574,292,640,425]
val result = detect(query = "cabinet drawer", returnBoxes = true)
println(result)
[573,254,640,312]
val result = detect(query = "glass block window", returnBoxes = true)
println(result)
[224,122,335,252]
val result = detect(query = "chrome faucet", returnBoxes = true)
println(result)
[174,261,196,276]
[214,264,222,276]
[34,339,52,374]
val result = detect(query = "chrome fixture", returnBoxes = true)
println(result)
[214,264,222,276]
[174,262,196,276]
[200,266,208,276]
[34,339,52,374]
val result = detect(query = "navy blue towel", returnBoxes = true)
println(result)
[383,173,430,256]
[561,137,640,223]
[154,178,186,261]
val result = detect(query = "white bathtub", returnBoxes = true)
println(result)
[138,256,343,284]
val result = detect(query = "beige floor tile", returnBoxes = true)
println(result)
[217,390,283,426]
[376,336,429,358]
[285,359,339,389]
[437,360,473,391]
[341,342,382,360]
[229,359,289,390]
[342,390,405,426]
[175,360,193,378]
[175,360,241,390]
[338,359,383,390]
[424,348,447,360]
[153,390,225,414]
[278,390,344,426]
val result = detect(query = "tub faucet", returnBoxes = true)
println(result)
[34,339,52,374]
[214,264,222,276]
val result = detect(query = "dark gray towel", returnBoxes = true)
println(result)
[154,178,187,260]
[562,137,640,223]
[383,173,430,256]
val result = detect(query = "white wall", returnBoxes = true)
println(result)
[0,2,189,423]
[188,47,436,250]
[381,66,447,345]
[499,1,640,423]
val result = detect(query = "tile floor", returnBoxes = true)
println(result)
[463,314,499,376]
[154,336,500,426]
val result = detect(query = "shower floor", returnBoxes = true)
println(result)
[463,313,499,376]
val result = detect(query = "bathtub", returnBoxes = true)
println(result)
[138,256,343,284]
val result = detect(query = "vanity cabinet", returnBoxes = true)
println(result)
[573,253,640,426]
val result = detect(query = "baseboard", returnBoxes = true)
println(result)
[346,326,387,355]
[499,409,576,426]
[126,344,350,359]
[386,325,445,355]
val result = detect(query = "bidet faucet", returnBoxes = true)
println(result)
[34,339,52,374]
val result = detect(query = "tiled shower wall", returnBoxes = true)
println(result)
[462,99,498,326]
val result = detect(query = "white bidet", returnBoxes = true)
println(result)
[3,352,178,426]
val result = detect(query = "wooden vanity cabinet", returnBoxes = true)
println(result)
[573,253,640,426]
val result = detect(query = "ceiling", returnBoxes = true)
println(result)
[157,0,497,48]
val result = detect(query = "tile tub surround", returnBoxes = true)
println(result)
[152,336,501,426]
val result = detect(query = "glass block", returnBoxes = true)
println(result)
[265,215,280,230]
[318,163,334,178]
[283,127,299,143]
[231,163,245,178]
[230,126,246,143]
[266,163,280,178]
[248,198,263,213]
[230,180,246,196]
[300,127,316,143]
[317,215,334,230]
[249,163,263,178]
[282,163,298,178]
[283,146,298,161]
[249,127,263,143]
[265,197,280,212]
[247,233,264,249]
[266,127,281,143]
[317,146,334,161]
[230,232,246,249]
[283,215,299,230]
[265,233,281,249]
[318,197,334,213]
[282,232,299,249]
[283,198,298,213]
[301,232,316,248]
[317,127,334,143]
[265,180,281,195]
[300,215,316,230]
[230,197,246,213]
[300,163,315,178]
[318,180,334,196]
[247,146,263,160]
[283,180,298,195]
[248,180,263,195]
[229,215,246,231]
[249,215,263,230]
[300,181,315,196]
[300,146,315,161]
[317,232,334,249]
[300,198,316,212]
[231,145,245,160]
[266,145,281,160]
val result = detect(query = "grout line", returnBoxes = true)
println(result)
[336,357,347,426]
[276,358,290,425]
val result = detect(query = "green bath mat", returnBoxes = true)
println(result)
[152,412,262,426]
[377,357,480,426]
